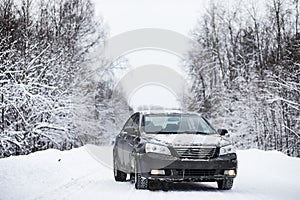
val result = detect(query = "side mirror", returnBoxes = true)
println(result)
[218,129,228,136]
[133,136,140,143]
[124,127,138,135]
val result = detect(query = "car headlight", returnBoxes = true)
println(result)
[219,145,236,156]
[145,143,171,155]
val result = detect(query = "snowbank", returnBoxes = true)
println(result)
[0,146,299,200]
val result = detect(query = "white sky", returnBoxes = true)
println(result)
[129,85,181,110]
[93,0,210,110]
[93,0,209,37]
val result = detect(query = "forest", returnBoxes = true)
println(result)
[0,0,299,158]
[0,0,130,157]
[187,0,300,156]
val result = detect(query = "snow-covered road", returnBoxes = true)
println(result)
[0,145,299,200]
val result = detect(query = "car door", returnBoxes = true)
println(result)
[116,114,135,171]
[123,113,140,173]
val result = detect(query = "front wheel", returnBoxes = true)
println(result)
[135,172,148,189]
[134,160,148,190]
[217,178,234,190]
[113,158,127,182]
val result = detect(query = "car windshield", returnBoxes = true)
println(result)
[142,114,216,134]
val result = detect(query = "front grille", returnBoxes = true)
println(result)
[176,169,216,176]
[174,147,216,159]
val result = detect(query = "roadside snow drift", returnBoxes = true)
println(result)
[0,145,299,200]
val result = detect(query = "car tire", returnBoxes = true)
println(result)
[114,169,127,182]
[217,178,234,190]
[135,172,148,189]
[113,158,127,182]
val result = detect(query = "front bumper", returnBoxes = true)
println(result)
[136,153,237,182]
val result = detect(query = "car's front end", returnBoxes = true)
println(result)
[134,112,238,190]
[135,141,237,187]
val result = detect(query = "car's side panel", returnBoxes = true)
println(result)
[114,133,126,172]
[115,113,139,172]
[123,113,140,173]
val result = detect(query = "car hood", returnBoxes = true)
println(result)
[144,133,221,147]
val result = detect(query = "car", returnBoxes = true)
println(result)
[113,111,237,190]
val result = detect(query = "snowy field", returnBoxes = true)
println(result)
[0,145,299,200]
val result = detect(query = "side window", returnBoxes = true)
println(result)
[123,113,139,130]
[132,114,140,129]
[123,117,134,130]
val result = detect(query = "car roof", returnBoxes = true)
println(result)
[137,110,201,116]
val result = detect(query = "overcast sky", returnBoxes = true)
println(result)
[93,0,210,36]
[92,0,211,110]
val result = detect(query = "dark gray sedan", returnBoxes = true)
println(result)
[113,111,237,190]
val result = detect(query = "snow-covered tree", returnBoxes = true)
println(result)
[0,0,116,157]
[187,0,300,156]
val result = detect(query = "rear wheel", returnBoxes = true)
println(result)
[130,173,135,183]
[217,178,234,190]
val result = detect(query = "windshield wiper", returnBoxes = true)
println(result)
[181,131,211,134]
[146,131,213,134]
[145,131,178,134]
[195,131,210,134]
[156,131,178,134]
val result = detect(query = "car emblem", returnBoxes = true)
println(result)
[186,149,193,154]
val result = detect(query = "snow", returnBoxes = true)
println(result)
[0,146,299,200]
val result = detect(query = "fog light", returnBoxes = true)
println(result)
[151,169,165,175]
[224,169,235,176]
